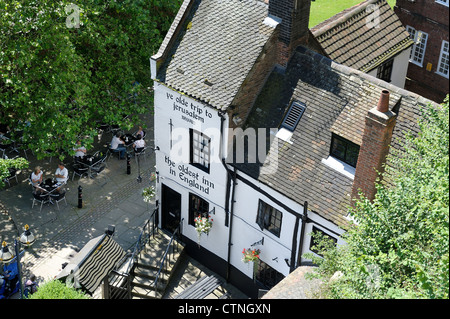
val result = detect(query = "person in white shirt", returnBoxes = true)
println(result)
[31,166,43,187]
[73,140,87,159]
[31,166,43,193]
[111,132,126,159]
[133,134,146,152]
[55,162,68,189]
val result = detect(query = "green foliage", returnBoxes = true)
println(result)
[0,0,182,160]
[0,157,29,188]
[304,96,449,299]
[27,279,91,299]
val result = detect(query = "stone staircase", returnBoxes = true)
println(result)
[130,230,184,299]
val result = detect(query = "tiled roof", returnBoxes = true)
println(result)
[311,0,413,72]
[159,0,275,110]
[237,46,436,227]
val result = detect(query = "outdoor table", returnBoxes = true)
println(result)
[121,134,136,148]
[37,180,60,205]
[79,155,105,178]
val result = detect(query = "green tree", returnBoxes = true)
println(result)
[0,0,181,160]
[304,96,449,299]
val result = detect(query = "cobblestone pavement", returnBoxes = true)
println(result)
[0,113,248,299]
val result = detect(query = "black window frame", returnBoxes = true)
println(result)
[256,200,283,238]
[188,193,210,226]
[190,129,211,174]
[309,226,338,257]
[254,259,285,290]
[330,134,360,168]
[376,58,394,83]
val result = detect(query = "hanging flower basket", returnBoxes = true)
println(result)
[142,186,156,203]
[242,248,261,264]
[194,215,213,243]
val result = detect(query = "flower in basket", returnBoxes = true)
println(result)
[242,248,261,263]
[141,186,155,203]
[194,215,213,242]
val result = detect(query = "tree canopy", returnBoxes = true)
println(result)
[0,0,181,160]
[305,96,449,299]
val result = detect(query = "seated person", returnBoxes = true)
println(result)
[55,162,68,190]
[111,132,126,159]
[31,166,43,193]
[133,134,146,152]
[135,126,145,139]
[73,140,87,159]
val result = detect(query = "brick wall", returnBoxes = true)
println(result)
[394,0,449,103]
[351,95,397,202]
[228,29,280,128]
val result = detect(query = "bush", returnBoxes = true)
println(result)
[27,279,91,299]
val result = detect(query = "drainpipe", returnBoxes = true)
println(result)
[297,201,308,268]
[218,111,236,282]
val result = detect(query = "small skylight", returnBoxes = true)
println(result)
[276,101,307,143]
[280,101,306,132]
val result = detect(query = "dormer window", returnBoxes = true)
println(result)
[330,134,360,168]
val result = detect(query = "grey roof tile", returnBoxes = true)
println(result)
[236,46,436,227]
[160,0,275,110]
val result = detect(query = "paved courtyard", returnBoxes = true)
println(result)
[0,113,247,299]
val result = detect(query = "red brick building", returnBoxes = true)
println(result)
[394,0,449,103]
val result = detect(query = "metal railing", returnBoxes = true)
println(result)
[103,208,158,299]
[151,219,184,298]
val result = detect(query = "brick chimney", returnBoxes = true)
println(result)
[268,0,312,66]
[351,90,397,202]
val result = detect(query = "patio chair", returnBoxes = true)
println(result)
[3,168,18,187]
[72,164,89,181]
[49,191,67,211]
[32,192,50,213]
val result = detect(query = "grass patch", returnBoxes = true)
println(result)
[309,0,396,28]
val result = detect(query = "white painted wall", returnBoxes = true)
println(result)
[230,169,346,279]
[154,81,347,282]
[367,48,411,88]
[153,81,230,260]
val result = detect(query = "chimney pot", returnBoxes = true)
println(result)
[377,90,390,113]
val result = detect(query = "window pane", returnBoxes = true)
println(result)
[331,137,346,161]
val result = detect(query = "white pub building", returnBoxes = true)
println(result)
[150,0,434,297]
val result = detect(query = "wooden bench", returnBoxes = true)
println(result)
[174,275,223,299]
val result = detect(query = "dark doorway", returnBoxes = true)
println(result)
[161,184,182,234]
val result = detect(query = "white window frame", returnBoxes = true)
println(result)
[435,0,449,7]
[407,26,428,67]
[436,40,449,78]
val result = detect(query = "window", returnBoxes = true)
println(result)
[256,200,282,237]
[190,129,211,173]
[376,58,394,82]
[330,134,360,168]
[309,226,337,257]
[188,193,209,226]
[437,40,449,78]
[255,260,285,289]
[406,26,428,67]
[436,0,449,7]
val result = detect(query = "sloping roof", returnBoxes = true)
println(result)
[158,0,275,111]
[311,0,413,72]
[236,46,435,227]
[55,234,125,294]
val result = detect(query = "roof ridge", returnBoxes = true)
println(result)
[311,0,382,37]
[295,45,438,106]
